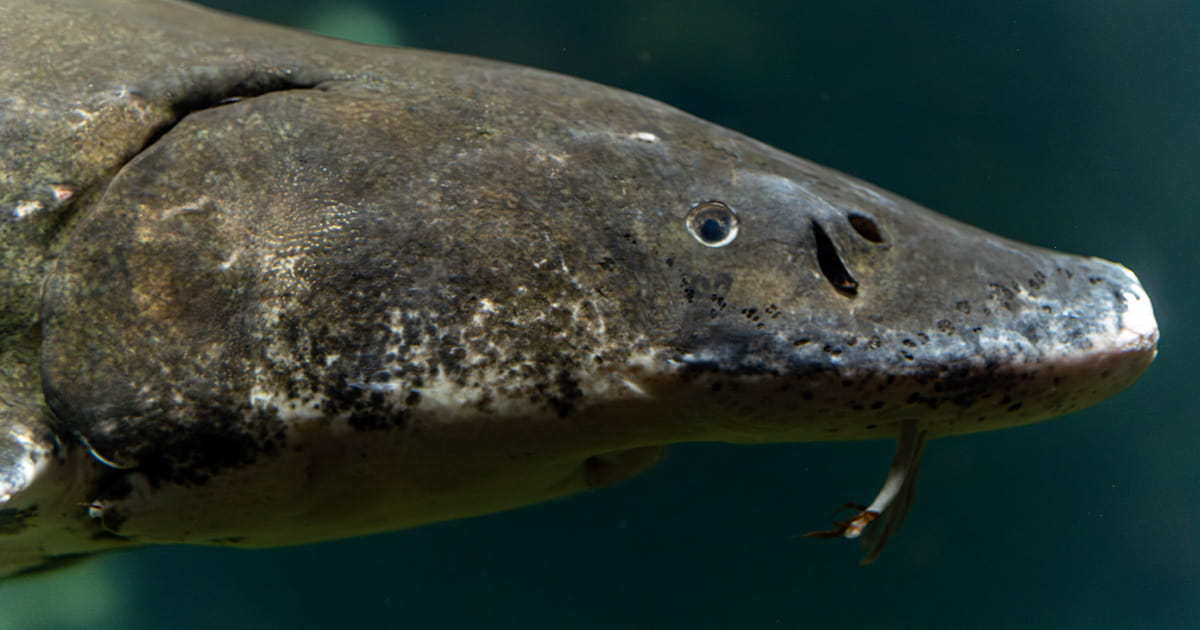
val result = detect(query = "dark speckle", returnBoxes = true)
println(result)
[1028,271,1047,290]
[546,370,583,418]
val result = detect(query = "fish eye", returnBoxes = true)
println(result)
[685,201,739,247]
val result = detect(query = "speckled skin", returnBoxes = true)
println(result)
[0,0,1157,576]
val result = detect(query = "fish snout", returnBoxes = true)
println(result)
[661,241,1159,442]
[1031,255,1158,411]
[1087,257,1159,356]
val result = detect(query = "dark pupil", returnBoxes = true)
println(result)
[699,217,727,242]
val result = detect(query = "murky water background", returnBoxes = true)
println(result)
[3,1,1195,628]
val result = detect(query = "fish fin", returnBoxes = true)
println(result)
[858,420,927,564]
[803,418,928,565]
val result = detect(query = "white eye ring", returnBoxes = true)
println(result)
[685,201,739,248]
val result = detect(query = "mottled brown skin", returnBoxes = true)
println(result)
[0,0,1156,576]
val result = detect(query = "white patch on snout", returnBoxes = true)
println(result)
[1118,285,1158,346]
[1107,262,1159,350]
[629,131,660,143]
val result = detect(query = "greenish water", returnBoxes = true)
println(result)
[4,2,1196,628]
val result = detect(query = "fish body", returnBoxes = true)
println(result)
[0,0,1157,576]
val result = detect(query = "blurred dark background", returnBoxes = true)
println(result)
[4,1,1195,628]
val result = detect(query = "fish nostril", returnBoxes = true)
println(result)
[812,220,858,297]
[848,214,884,243]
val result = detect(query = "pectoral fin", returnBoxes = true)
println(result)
[805,418,928,565]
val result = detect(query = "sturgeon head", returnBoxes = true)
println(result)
[0,0,1157,576]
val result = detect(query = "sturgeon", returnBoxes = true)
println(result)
[0,0,1158,576]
